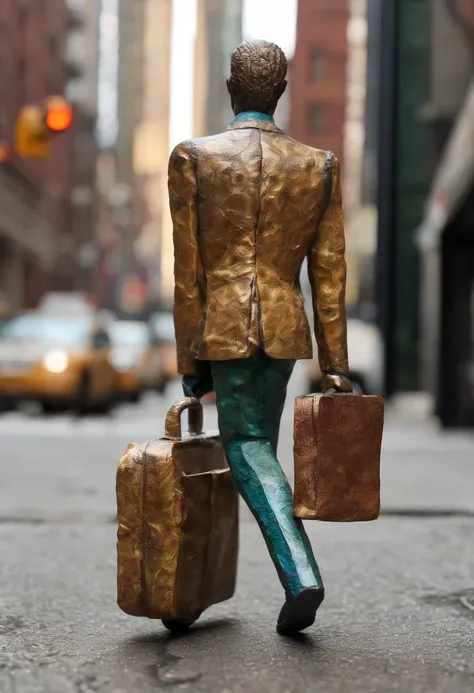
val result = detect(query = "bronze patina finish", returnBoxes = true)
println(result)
[168,40,352,635]
[116,398,238,623]
[169,41,349,389]
[294,393,383,521]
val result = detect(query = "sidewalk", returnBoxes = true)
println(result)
[1,390,474,692]
[380,393,474,514]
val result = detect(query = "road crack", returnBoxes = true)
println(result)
[156,657,202,686]
[139,635,203,687]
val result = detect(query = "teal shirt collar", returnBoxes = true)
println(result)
[232,111,275,124]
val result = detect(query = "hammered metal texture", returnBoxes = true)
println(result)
[168,118,349,376]
[116,409,238,621]
[164,397,203,438]
[293,393,383,522]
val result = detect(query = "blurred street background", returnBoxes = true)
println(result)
[0,1,474,691]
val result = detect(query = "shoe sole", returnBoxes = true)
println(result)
[162,619,195,633]
[276,587,325,635]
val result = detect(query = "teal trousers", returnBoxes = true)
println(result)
[211,350,323,597]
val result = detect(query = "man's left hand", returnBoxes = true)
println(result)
[322,372,353,394]
[182,361,213,399]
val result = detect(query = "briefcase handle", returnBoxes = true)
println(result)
[164,397,204,440]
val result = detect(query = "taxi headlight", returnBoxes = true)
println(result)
[43,350,69,373]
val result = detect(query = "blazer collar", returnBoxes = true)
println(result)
[227,111,284,135]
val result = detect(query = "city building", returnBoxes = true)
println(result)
[416,0,474,426]
[355,0,381,318]
[194,0,243,138]
[343,0,371,311]
[374,0,474,424]
[155,0,244,308]
[116,0,145,190]
[375,0,432,396]
[361,0,380,208]
[65,0,103,295]
[291,0,368,308]
[289,0,349,159]
[0,0,76,310]
[193,0,209,139]
[104,0,146,316]
[107,0,172,316]
[134,0,172,312]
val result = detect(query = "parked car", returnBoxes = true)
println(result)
[149,310,178,392]
[109,319,171,400]
[305,319,383,394]
[0,313,117,413]
[38,292,96,318]
[109,320,146,402]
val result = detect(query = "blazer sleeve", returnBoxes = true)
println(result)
[168,140,205,376]
[307,153,349,375]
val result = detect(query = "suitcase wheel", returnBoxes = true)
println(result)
[162,618,196,633]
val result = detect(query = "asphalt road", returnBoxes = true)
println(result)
[1,364,473,692]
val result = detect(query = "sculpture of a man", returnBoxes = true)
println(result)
[168,40,352,635]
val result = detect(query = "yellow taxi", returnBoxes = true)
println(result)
[0,313,117,413]
[109,320,147,402]
[109,319,177,399]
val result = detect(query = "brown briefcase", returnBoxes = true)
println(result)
[293,393,383,522]
[116,397,238,622]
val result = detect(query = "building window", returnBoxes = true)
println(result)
[308,104,324,136]
[309,49,325,82]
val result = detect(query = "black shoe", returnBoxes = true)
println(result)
[276,587,325,635]
[162,618,196,633]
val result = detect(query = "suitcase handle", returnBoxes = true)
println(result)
[164,397,204,439]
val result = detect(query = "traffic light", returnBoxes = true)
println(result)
[44,96,74,133]
[15,96,73,158]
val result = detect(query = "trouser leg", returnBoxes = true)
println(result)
[211,352,323,597]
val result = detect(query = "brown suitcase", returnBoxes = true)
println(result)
[293,393,383,522]
[116,397,238,622]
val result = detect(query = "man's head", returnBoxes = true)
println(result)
[227,40,288,117]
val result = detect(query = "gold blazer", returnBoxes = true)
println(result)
[168,117,349,377]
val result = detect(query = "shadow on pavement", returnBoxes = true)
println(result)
[125,616,238,647]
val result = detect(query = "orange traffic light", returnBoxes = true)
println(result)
[44,96,73,133]
[15,96,73,158]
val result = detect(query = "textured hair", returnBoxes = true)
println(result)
[229,40,288,113]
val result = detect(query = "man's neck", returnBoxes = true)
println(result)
[232,111,275,124]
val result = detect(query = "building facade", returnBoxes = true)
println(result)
[342,0,371,310]
[0,0,75,310]
[134,0,172,312]
[105,0,172,316]
[372,0,474,422]
[361,0,381,207]
[194,0,243,138]
[153,0,243,307]
[110,0,147,315]
[416,0,474,426]
[291,0,369,310]
[66,0,103,295]
[116,0,146,189]
[375,0,431,396]
[290,0,349,159]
